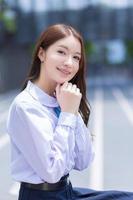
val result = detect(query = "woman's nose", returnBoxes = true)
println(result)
[64,56,73,67]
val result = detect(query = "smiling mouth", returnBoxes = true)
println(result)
[57,67,71,75]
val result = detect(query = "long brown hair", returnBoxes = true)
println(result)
[21,24,90,125]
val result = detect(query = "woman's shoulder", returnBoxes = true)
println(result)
[9,89,42,113]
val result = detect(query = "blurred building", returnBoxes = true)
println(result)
[0,0,133,92]
[1,0,133,43]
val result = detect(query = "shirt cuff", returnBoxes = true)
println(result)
[57,112,77,129]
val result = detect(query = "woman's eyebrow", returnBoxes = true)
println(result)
[58,45,81,55]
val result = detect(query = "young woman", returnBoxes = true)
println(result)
[7,24,133,200]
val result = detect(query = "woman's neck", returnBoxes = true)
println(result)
[34,78,57,97]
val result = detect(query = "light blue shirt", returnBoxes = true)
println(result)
[6,80,94,184]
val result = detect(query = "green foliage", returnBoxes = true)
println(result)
[0,0,16,34]
[0,12,3,20]
[84,41,94,56]
[125,40,133,60]
[3,11,16,33]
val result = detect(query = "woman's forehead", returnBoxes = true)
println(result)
[51,36,81,53]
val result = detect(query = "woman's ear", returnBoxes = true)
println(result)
[38,47,45,63]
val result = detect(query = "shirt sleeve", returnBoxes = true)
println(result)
[74,113,95,170]
[7,101,77,183]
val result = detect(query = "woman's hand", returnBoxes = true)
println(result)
[55,81,82,115]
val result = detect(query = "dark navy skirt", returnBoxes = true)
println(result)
[18,181,133,200]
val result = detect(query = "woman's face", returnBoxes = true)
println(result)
[39,35,81,85]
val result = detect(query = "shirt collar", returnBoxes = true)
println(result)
[25,80,59,107]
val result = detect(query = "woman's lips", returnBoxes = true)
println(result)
[57,67,71,75]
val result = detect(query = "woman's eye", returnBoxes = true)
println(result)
[57,50,65,55]
[74,56,80,61]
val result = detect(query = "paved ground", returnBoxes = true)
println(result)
[0,76,133,199]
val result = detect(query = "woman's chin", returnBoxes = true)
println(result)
[57,78,70,84]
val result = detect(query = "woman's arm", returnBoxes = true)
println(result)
[74,113,95,170]
[7,101,77,183]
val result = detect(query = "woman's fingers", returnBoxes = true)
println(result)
[76,88,80,94]
[67,82,73,91]
[71,84,77,92]
[61,81,69,90]
[59,82,81,95]
[61,82,80,94]
[56,82,82,114]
